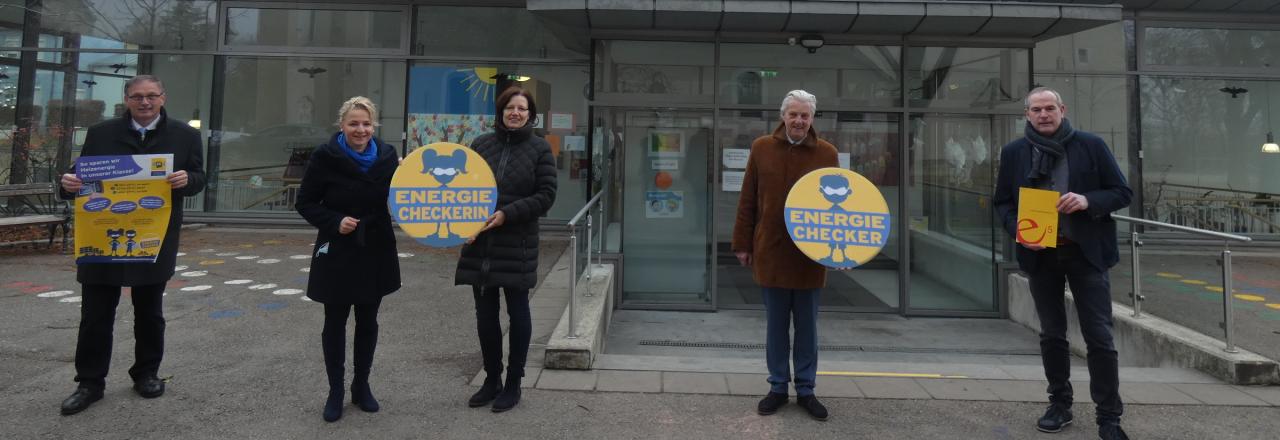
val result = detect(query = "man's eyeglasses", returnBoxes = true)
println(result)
[127,94,164,103]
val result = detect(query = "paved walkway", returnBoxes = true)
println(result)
[477,250,1280,409]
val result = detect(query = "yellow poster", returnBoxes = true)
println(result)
[388,143,497,247]
[783,168,892,269]
[73,154,173,264]
[1017,187,1059,248]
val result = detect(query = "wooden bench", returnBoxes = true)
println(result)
[0,182,71,250]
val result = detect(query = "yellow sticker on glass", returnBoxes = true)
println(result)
[783,168,891,269]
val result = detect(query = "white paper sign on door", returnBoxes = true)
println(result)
[722,148,750,169]
[652,159,679,171]
[722,171,745,192]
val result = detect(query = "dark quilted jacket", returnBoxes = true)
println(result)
[454,122,557,289]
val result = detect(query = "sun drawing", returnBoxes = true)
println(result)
[459,67,498,102]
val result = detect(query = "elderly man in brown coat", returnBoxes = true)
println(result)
[732,89,838,421]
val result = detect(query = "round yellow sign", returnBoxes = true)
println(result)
[783,168,891,268]
[388,142,497,247]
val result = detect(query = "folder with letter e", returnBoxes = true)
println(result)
[1017,187,1059,248]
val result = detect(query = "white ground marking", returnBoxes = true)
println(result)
[181,285,213,291]
[37,290,75,298]
[181,270,208,277]
[300,268,310,273]
[398,253,415,258]
[272,289,303,295]
[60,296,82,303]
[235,255,260,260]
[216,252,239,257]
[248,283,278,290]
[174,265,188,271]
[257,258,281,264]
[289,255,310,260]
[176,252,187,257]
[224,279,253,285]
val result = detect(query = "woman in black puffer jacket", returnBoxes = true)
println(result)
[456,86,557,412]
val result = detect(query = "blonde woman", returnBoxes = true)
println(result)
[296,96,401,422]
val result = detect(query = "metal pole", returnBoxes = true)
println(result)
[585,214,593,296]
[568,231,578,339]
[1222,246,1236,353]
[597,202,605,267]
[1130,231,1142,318]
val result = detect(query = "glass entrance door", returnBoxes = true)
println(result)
[906,114,1020,313]
[714,110,902,312]
[607,108,713,307]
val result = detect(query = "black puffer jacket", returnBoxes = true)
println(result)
[454,122,557,289]
[296,134,401,304]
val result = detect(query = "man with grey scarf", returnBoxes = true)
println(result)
[994,87,1133,440]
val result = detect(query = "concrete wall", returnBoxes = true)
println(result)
[1007,273,1279,385]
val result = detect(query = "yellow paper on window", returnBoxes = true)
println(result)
[1017,187,1058,248]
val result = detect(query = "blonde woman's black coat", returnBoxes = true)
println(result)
[296,134,402,304]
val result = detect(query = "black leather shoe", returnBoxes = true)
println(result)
[468,376,503,408]
[133,376,165,398]
[60,387,103,416]
[1098,424,1130,440]
[757,392,788,415]
[1037,403,1074,433]
[491,376,522,413]
[797,395,829,421]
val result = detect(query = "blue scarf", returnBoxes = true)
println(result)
[337,133,377,173]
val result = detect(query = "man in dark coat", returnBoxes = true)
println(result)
[993,87,1133,440]
[57,75,206,415]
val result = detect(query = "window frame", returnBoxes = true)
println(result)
[218,1,410,56]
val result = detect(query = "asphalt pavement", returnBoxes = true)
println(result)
[1,228,1277,439]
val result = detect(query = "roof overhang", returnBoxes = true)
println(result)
[528,0,1123,41]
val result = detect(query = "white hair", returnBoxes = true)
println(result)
[780,90,817,116]
[1024,86,1064,109]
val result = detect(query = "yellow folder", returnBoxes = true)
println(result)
[1017,187,1059,248]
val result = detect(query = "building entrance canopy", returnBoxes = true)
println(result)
[529,0,1120,40]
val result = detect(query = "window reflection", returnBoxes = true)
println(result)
[1144,27,1280,70]
[1141,77,1280,233]
[213,57,404,213]
[29,0,217,50]
[719,44,900,108]
[225,7,403,51]
[906,47,1028,111]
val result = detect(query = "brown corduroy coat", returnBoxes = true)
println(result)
[732,122,839,290]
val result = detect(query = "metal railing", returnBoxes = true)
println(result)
[1114,214,1252,353]
[565,190,604,339]
[1145,183,1280,235]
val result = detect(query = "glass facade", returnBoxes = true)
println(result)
[2,1,1276,316]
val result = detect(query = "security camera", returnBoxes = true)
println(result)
[798,34,824,54]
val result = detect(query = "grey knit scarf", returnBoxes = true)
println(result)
[1025,118,1075,183]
